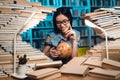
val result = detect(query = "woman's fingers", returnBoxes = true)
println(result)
[65,30,76,40]
[69,25,72,30]
[65,30,72,37]
[50,48,61,57]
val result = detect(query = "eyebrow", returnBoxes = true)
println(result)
[56,19,69,22]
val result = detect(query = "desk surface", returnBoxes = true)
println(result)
[0,74,108,80]
[54,74,108,80]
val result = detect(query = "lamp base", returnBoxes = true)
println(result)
[11,73,27,79]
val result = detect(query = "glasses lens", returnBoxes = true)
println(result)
[63,20,69,24]
[56,20,69,25]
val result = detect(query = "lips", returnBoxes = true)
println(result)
[62,29,67,33]
[61,26,69,33]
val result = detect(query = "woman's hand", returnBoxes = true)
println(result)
[65,26,76,41]
[49,47,61,58]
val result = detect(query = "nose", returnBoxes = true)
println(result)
[60,23,65,27]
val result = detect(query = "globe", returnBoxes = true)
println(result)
[56,42,72,58]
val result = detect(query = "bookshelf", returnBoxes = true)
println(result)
[21,0,116,51]
[90,0,116,12]
[21,0,92,50]
[89,0,116,46]
[116,0,120,6]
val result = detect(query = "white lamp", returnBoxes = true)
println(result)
[85,19,109,59]
[12,11,37,79]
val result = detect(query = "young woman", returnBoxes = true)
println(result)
[42,7,80,64]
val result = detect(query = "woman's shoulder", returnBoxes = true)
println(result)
[48,32,61,39]
[48,32,56,37]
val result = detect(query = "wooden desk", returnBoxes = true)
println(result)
[0,74,108,80]
[54,74,108,80]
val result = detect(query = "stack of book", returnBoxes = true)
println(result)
[102,58,120,70]
[26,68,61,80]
[89,68,120,80]
[84,58,120,80]
[84,7,120,39]
[59,56,120,80]
[0,0,56,77]
[60,57,89,77]
[84,7,120,62]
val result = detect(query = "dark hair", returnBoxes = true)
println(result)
[53,7,73,33]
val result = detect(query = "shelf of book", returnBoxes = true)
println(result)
[22,0,113,49]
[90,0,116,12]
[116,0,120,6]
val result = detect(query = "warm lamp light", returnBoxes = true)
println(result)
[85,19,109,59]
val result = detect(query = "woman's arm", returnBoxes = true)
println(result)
[71,34,80,57]
[43,36,61,58]
[65,28,80,58]
[72,40,78,57]
[43,36,51,56]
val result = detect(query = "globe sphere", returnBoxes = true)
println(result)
[56,42,72,58]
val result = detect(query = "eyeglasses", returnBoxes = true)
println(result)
[56,19,70,26]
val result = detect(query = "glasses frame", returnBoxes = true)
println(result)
[56,19,70,26]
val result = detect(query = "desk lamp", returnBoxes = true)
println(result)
[85,19,109,59]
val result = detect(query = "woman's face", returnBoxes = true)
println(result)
[56,14,71,33]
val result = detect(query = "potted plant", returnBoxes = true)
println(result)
[18,54,27,65]
[17,54,28,76]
